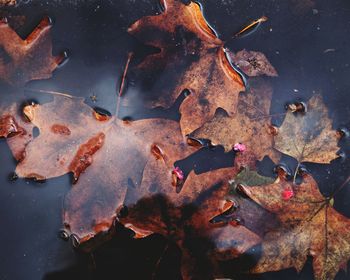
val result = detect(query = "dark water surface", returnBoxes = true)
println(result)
[1,0,350,279]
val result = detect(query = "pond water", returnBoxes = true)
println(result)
[1,0,350,279]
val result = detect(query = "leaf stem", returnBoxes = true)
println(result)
[293,161,301,185]
[116,52,133,117]
[24,88,74,98]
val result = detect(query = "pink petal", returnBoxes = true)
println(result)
[282,189,294,201]
[233,143,247,152]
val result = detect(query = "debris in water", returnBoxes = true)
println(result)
[233,143,246,153]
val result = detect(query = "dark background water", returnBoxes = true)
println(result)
[1,0,350,279]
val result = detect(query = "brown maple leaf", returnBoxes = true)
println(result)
[188,77,281,163]
[3,94,196,249]
[127,0,245,136]
[120,165,261,279]
[240,174,350,280]
[0,16,64,86]
[274,94,339,168]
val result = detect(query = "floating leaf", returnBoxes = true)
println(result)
[241,174,350,280]
[121,166,261,279]
[274,94,339,164]
[4,94,195,249]
[0,17,64,86]
[189,78,280,163]
[127,0,245,135]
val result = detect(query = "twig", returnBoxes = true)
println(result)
[24,88,74,98]
[116,52,133,117]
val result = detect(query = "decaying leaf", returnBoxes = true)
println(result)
[275,94,339,164]
[121,165,262,279]
[0,16,64,86]
[127,0,245,135]
[0,102,34,161]
[4,94,197,249]
[230,49,278,77]
[189,78,280,163]
[241,174,350,280]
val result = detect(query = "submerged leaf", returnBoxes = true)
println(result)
[230,49,278,77]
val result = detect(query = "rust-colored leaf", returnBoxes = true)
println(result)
[0,17,64,86]
[121,165,262,279]
[127,0,245,135]
[275,94,339,164]
[189,77,281,163]
[0,103,34,161]
[241,174,350,280]
[5,94,197,249]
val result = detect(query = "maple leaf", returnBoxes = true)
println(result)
[0,16,64,86]
[188,77,281,163]
[4,94,196,249]
[274,94,339,164]
[120,165,261,279]
[127,0,245,135]
[240,174,350,280]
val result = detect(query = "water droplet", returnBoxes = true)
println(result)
[267,125,278,136]
[93,107,112,121]
[0,17,8,25]
[122,116,133,123]
[117,205,129,218]
[230,217,244,226]
[297,165,308,176]
[58,229,69,241]
[70,234,80,248]
[151,144,164,160]
[20,100,39,122]
[56,50,69,67]
[235,183,250,198]
[337,128,349,139]
[286,102,307,113]
[8,172,18,182]
[337,150,346,161]
[274,164,292,179]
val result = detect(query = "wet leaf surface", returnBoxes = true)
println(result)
[189,77,280,163]
[0,102,34,161]
[121,163,262,278]
[275,94,339,164]
[241,174,350,280]
[0,17,63,86]
[4,94,200,249]
[127,0,245,135]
